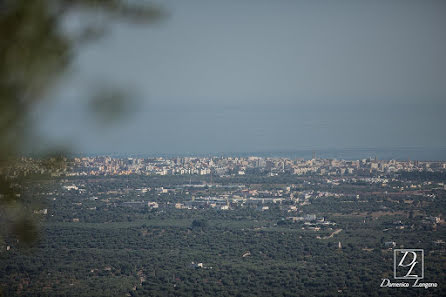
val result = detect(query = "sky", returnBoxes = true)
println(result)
[34,0,446,156]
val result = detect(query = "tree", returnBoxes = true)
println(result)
[191,219,208,230]
[0,0,163,245]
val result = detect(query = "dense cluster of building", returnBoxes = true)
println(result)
[65,156,446,177]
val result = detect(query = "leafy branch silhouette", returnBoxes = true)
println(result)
[0,0,163,247]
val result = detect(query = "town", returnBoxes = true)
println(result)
[67,155,446,176]
[1,155,445,296]
[11,155,446,177]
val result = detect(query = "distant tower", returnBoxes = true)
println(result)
[338,241,342,249]
[312,151,316,160]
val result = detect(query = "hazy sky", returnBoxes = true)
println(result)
[35,0,446,154]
